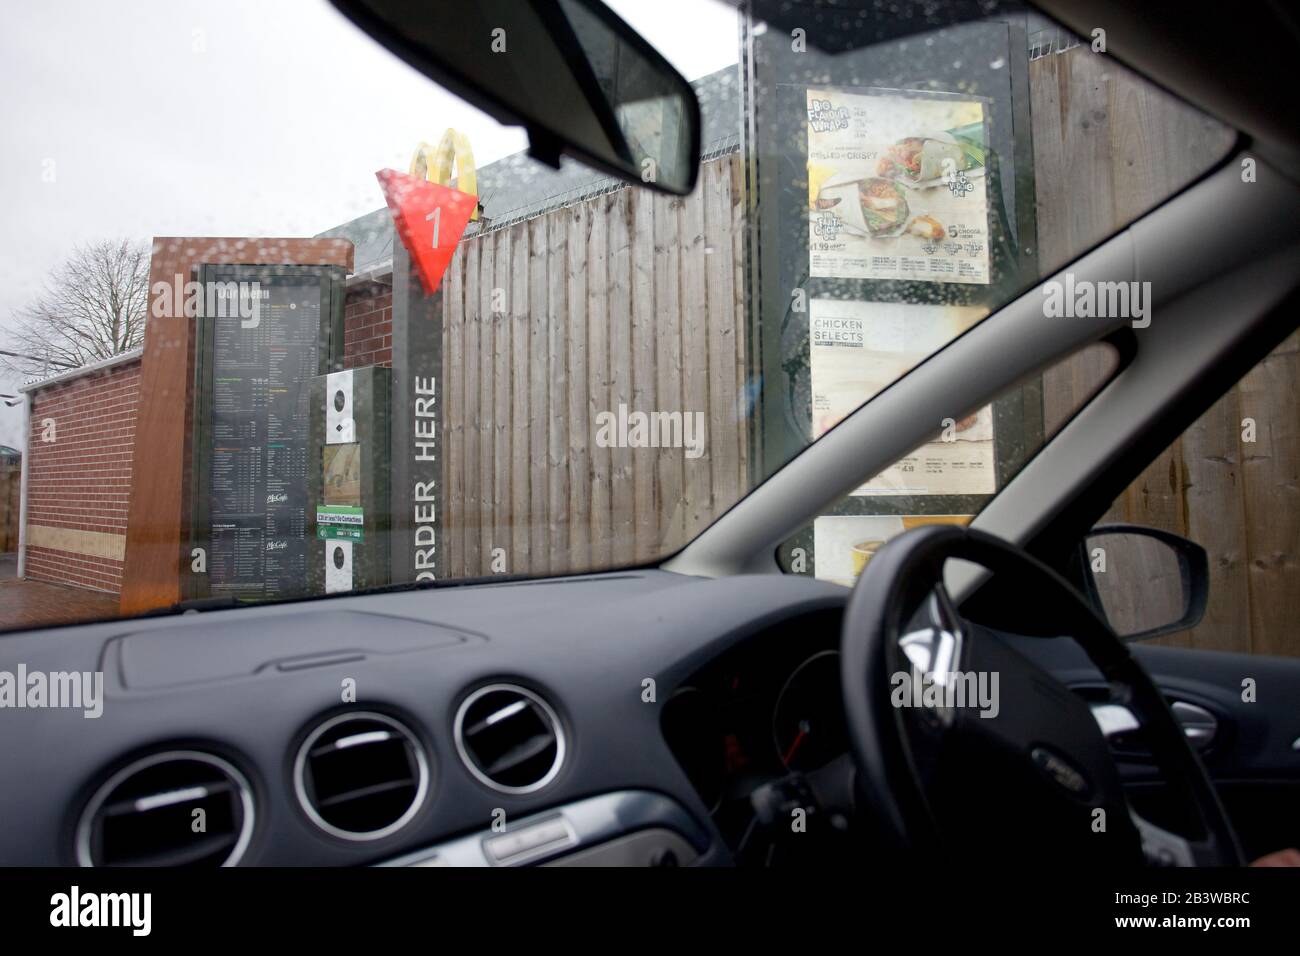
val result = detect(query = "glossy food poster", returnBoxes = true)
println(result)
[807,88,990,284]
[813,514,973,586]
[809,298,995,496]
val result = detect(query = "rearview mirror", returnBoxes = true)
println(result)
[330,0,702,195]
[1079,524,1209,641]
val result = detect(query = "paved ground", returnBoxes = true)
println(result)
[0,555,120,630]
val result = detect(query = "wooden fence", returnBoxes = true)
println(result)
[438,154,749,578]
[1033,47,1297,657]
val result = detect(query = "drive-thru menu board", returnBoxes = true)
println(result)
[744,12,1041,585]
[807,88,991,284]
[808,298,995,496]
[193,266,340,601]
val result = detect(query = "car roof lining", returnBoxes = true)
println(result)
[735,0,1300,169]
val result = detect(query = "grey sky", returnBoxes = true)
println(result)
[0,0,740,449]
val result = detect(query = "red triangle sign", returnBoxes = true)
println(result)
[376,168,477,296]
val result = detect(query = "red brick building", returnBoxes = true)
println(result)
[13,274,394,598]
[12,270,394,599]
[18,350,142,593]
[342,279,393,370]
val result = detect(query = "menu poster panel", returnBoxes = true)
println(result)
[807,87,991,284]
[809,297,994,496]
[322,443,362,507]
[198,268,335,601]
[813,514,972,587]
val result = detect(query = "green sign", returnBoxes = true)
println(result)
[316,505,363,525]
[317,505,364,541]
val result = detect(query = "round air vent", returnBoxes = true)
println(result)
[76,750,254,867]
[294,712,429,841]
[454,684,565,794]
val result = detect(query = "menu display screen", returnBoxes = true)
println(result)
[193,266,338,601]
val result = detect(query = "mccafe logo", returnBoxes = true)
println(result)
[150,274,265,328]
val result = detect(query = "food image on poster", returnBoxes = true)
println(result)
[323,443,362,507]
[807,87,991,284]
[809,298,995,496]
[813,514,972,586]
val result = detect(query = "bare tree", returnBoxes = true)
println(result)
[1,239,150,378]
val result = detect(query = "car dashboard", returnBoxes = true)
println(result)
[0,570,853,867]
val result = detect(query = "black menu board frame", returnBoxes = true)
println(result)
[188,263,345,602]
[738,5,1043,578]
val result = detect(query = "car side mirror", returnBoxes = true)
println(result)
[1079,524,1209,641]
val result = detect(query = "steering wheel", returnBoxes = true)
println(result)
[840,524,1243,866]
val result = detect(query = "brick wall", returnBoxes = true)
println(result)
[24,357,141,593]
[18,281,387,595]
[343,281,393,369]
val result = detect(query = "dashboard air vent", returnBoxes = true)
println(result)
[77,751,254,866]
[454,684,565,793]
[294,712,429,841]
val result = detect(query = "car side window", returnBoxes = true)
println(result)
[1087,334,1300,658]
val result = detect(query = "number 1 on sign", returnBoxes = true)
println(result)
[427,206,440,248]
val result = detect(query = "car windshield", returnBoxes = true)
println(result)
[0,0,1232,630]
